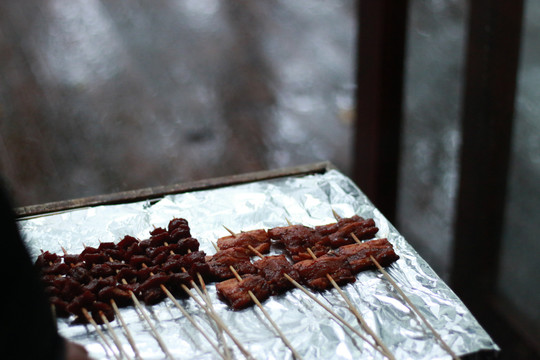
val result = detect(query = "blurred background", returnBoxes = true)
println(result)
[0,0,538,359]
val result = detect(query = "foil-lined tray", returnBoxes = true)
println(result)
[19,170,499,359]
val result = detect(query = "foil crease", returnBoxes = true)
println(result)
[19,170,499,359]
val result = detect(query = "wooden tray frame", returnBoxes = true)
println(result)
[15,160,501,359]
[16,162,335,219]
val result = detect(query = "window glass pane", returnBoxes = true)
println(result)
[398,0,467,280]
[0,1,356,207]
[498,0,540,331]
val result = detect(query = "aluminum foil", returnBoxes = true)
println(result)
[19,170,499,359]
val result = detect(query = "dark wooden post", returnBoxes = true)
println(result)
[450,0,524,316]
[353,0,409,224]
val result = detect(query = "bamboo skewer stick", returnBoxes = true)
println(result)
[81,307,122,360]
[111,230,250,360]
[128,286,174,359]
[159,285,227,360]
[131,237,231,360]
[180,284,256,360]
[75,239,243,359]
[138,259,227,360]
[282,273,385,352]
[186,272,232,360]
[165,244,232,360]
[110,299,143,360]
[245,243,375,352]
[99,311,132,360]
[185,276,233,360]
[213,238,301,360]
[52,251,126,360]
[341,214,461,360]
[244,243,383,356]
[144,246,230,360]
[99,254,146,360]
[222,225,236,236]
[59,239,231,359]
[367,256,460,360]
[167,245,250,359]
[283,220,393,358]
[107,252,171,360]
[102,255,143,360]
[280,219,394,359]
[228,266,303,360]
[304,247,395,360]
[122,279,174,359]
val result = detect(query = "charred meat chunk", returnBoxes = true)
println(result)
[217,229,271,255]
[146,245,171,259]
[50,296,70,318]
[141,287,165,305]
[98,285,132,307]
[216,274,270,310]
[176,237,200,254]
[103,260,128,272]
[149,231,171,248]
[182,251,212,279]
[50,277,84,301]
[334,238,399,273]
[41,262,70,276]
[168,218,191,240]
[129,255,152,269]
[151,251,169,266]
[97,242,116,251]
[84,276,116,295]
[40,274,61,287]
[116,267,138,284]
[150,227,167,236]
[79,246,99,257]
[206,247,257,281]
[136,266,161,282]
[124,242,145,260]
[102,248,125,261]
[117,235,139,250]
[35,251,61,268]
[253,255,300,295]
[62,254,80,266]
[90,301,115,324]
[135,273,170,295]
[138,239,152,251]
[314,215,364,235]
[66,290,97,318]
[132,264,192,299]
[89,263,116,278]
[82,252,108,266]
[161,251,211,279]
[163,272,193,298]
[268,225,330,262]
[67,265,92,284]
[71,301,115,325]
[326,218,379,248]
[44,285,60,297]
[293,253,355,291]
[161,254,185,273]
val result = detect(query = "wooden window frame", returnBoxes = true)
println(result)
[354,0,539,357]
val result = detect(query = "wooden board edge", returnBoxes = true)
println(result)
[16,162,336,219]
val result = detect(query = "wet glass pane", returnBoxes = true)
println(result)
[498,0,540,331]
[398,0,467,280]
[0,0,356,206]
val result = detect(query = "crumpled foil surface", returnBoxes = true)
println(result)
[19,170,499,359]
